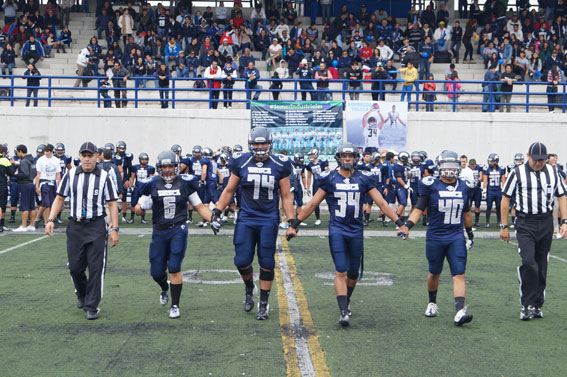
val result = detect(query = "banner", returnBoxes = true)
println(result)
[250,101,343,159]
[344,101,408,153]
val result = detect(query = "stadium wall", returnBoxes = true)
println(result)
[4,108,566,162]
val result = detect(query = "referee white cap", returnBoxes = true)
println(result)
[528,142,547,160]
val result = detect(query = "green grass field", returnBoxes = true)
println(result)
[1,232,567,377]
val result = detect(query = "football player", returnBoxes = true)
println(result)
[405,150,475,326]
[409,151,425,211]
[507,153,524,228]
[7,147,20,224]
[482,153,507,228]
[357,151,373,226]
[116,141,134,218]
[379,151,396,226]
[287,142,409,326]
[54,143,72,223]
[306,148,329,226]
[129,152,155,224]
[212,127,295,320]
[361,104,385,152]
[34,144,45,163]
[186,145,208,224]
[290,153,307,224]
[468,159,484,227]
[217,153,234,221]
[202,147,223,211]
[393,151,411,223]
[135,151,221,319]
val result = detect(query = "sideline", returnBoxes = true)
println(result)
[508,240,567,263]
[0,235,49,255]
[275,236,330,377]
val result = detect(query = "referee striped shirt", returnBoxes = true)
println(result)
[56,165,119,219]
[502,163,566,215]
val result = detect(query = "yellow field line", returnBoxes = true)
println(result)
[274,248,301,377]
[280,236,330,377]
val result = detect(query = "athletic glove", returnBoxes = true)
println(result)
[481,188,487,200]
[466,239,474,250]
[404,183,410,190]
[290,186,295,193]
[139,195,153,210]
[199,179,206,188]
[304,189,311,197]
[286,219,301,240]
[407,186,413,196]
[216,183,224,191]
[210,208,222,235]
[465,227,474,250]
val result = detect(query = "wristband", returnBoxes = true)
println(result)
[111,227,119,233]
[465,226,474,239]
[212,208,222,217]
[562,219,567,225]
[406,220,415,230]
[288,218,301,230]
[499,224,508,230]
[47,219,55,223]
[395,218,405,228]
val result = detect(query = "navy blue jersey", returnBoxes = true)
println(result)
[131,164,156,186]
[409,163,424,186]
[57,154,72,176]
[419,177,474,241]
[393,162,409,188]
[122,152,134,178]
[306,159,329,182]
[356,161,372,171]
[228,152,293,222]
[218,164,230,187]
[73,157,80,167]
[471,165,482,187]
[180,155,191,171]
[369,164,382,187]
[379,162,392,186]
[205,158,218,183]
[112,154,123,168]
[188,156,204,177]
[290,162,305,190]
[483,166,506,191]
[138,174,200,225]
[318,170,376,236]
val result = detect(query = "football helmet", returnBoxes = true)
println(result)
[248,127,273,158]
[202,147,213,158]
[398,151,410,164]
[335,143,359,170]
[156,151,180,183]
[218,153,229,165]
[419,151,428,161]
[170,144,182,155]
[307,148,319,161]
[116,141,127,152]
[371,151,381,165]
[514,153,524,166]
[293,152,305,165]
[192,145,202,155]
[436,150,461,178]
[488,153,500,166]
[139,152,149,164]
[104,143,115,152]
[233,144,243,153]
[55,143,65,157]
[411,151,422,163]
[36,144,46,154]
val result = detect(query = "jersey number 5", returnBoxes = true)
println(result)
[335,192,360,218]
[248,174,275,200]
[163,196,176,219]
[438,198,463,225]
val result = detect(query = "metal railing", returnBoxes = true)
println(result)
[1,75,566,112]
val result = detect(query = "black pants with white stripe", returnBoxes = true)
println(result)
[516,214,553,308]
[66,217,108,312]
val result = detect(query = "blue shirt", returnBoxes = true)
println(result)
[138,174,199,226]
[131,164,156,187]
[356,161,372,171]
[290,162,305,191]
[409,163,425,186]
[57,154,72,176]
[188,156,205,177]
[306,159,329,182]
[483,166,506,191]
[419,177,474,241]
[318,170,376,236]
[471,165,482,187]
[218,164,230,187]
[228,152,293,222]
[393,162,409,188]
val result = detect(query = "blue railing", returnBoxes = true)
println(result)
[1,75,566,113]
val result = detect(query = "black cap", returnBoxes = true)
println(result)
[79,142,98,154]
[528,142,547,160]
[44,143,54,152]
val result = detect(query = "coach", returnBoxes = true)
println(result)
[500,142,567,321]
[45,142,120,320]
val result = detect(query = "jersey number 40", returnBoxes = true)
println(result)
[438,198,463,225]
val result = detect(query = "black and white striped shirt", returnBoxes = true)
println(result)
[57,165,119,219]
[502,163,566,215]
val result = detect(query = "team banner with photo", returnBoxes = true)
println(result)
[250,101,343,159]
[345,101,408,152]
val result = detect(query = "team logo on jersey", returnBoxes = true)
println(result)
[158,189,181,196]
[256,162,263,167]
[439,191,463,198]
[164,183,172,189]
[343,178,350,184]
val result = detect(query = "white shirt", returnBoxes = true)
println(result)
[36,155,61,182]
[216,7,227,20]
[460,166,475,182]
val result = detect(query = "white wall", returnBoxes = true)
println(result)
[3,108,566,165]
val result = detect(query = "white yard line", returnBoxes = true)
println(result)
[0,235,49,255]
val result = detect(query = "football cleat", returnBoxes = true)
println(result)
[126,218,134,224]
[7,217,15,223]
[521,305,534,320]
[279,221,289,229]
[425,302,439,317]
[26,226,36,232]
[160,290,169,306]
[169,305,180,319]
[473,222,479,227]
[347,303,352,317]
[141,219,147,224]
[299,222,308,227]
[13,226,28,232]
[314,219,321,226]
[532,307,543,319]
[510,224,515,229]
[244,284,257,312]
[186,218,193,224]
[256,301,270,320]
[454,307,473,326]
[485,223,490,228]
[56,218,63,224]
[339,310,350,327]
[363,219,369,226]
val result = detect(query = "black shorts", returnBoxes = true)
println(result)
[19,184,36,212]
[0,187,7,210]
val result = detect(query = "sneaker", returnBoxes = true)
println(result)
[0,225,8,232]
[314,219,321,226]
[454,307,473,326]
[256,301,270,320]
[13,226,28,232]
[121,216,128,223]
[56,218,63,224]
[169,305,180,319]
[86,308,100,320]
[299,222,307,227]
[7,217,15,223]
[244,284,257,312]
[485,223,490,228]
[532,307,543,319]
[363,219,369,226]
[425,302,439,317]
[76,295,85,309]
[26,226,36,232]
[339,310,350,326]
[186,218,193,224]
[141,219,147,224]
[520,306,533,320]
[510,224,515,229]
[279,221,289,229]
[160,290,169,306]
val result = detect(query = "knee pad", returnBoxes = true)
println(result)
[259,269,274,282]
[347,270,359,281]
[237,266,253,276]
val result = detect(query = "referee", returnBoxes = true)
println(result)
[45,142,120,320]
[500,141,567,321]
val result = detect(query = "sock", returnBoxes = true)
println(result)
[496,212,501,224]
[170,283,182,306]
[141,214,145,221]
[314,206,320,220]
[364,212,370,222]
[260,289,270,302]
[422,214,427,225]
[511,216,515,224]
[486,212,491,224]
[10,209,16,218]
[475,212,480,223]
[153,276,169,292]
[381,214,386,222]
[347,286,355,302]
[428,290,437,304]
[455,296,465,312]
[188,210,193,220]
[244,277,254,292]
[337,295,348,312]
[0,218,4,227]
[130,211,135,220]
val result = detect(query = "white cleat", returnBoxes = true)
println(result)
[13,226,28,232]
[425,302,439,317]
[169,305,180,319]
[26,226,36,232]
[279,221,289,229]
[454,307,473,326]
[160,290,169,306]
[314,219,321,226]
[339,310,350,326]
[299,222,308,226]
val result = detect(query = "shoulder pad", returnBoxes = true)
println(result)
[320,157,328,162]
[232,152,243,159]
[181,174,195,181]
[320,170,331,178]
[461,177,476,189]
[360,170,372,176]
[139,177,153,184]
[275,154,289,162]
[421,176,435,186]
[126,153,133,157]
[65,154,71,159]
